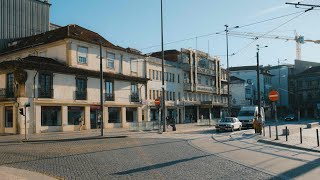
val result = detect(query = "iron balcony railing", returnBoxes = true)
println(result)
[105,93,115,101]
[131,94,140,102]
[38,88,54,98]
[0,88,14,98]
[75,90,87,100]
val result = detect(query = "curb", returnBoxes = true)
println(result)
[257,139,320,153]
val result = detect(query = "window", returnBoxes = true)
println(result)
[166,91,169,101]
[131,58,138,73]
[149,90,152,100]
[178,92,181,101]
[170,92,172,100]
[5,106,13,128]
[172,74,175,82]
[41,106,62,126]
[153,90,155,100]
[152,70,155,80]
[131,83,139,102]
[245,88,251,95]
[120,55,123,74]
[205,77,209,86]
[166,72,169,81]
[105,80,114,101]
[173,92,176,101]
[198,75,202,84]
[77,46,88,64]
[156,71,159,80]
[68,107,84,125]
[39,73,53,98]
[75,77,87,100]
[107,52,115,68]
[178,74,180,83]
[6,73,14,97]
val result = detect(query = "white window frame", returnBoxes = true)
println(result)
[77,46,88,64]
[107,52,115,69]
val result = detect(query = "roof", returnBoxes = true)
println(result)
[147,50,180,62]
[229,65,262,71]
[297,66,320,76]
[0,24,144,56]
[0,56,148,83]
[230,76,245,82]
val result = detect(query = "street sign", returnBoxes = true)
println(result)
[155,98,161,106]
[269,90,279,101]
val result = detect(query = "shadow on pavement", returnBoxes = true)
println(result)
[276,158,320,179]
[113,154,211,175]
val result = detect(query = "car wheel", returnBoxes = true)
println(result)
[239,125,242,131]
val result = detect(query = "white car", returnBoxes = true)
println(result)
[215,117,242,132]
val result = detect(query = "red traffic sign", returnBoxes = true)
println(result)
[269,90,279,101]
[155,98,161,106]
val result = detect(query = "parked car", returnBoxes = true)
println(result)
[216,117,242,132]
[284,114,296,121]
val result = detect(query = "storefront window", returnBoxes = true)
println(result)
[126,107,137,122]
[41,106,62,126]
[68,107,84,125]
[108,107,121,123]
[5,106,13,127]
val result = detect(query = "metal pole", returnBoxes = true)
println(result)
[317,129,319,147]
[286,126,288,141]
[256,45,261,116]
[161,0,166,132]
[100,41,104,136]
[269,125,271,138]
[24,106,27,140]
[300,127,302,144]
[263,125,265,136]
[275,102,279,140]
[225,25,230,116]
[278,59,280,114]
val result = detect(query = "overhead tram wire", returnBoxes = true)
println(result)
[228,11,307,57]
[140,10,306,51]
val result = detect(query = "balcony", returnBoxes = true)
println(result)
[38,88,54,98]
[105,93,115,101]
[130,94,140,103]
[221,89,228,95]
[184,83,192,91]
[0,88,15,99]
[74,90,87,100]
[195,85,214,93]
[197,67,216,76]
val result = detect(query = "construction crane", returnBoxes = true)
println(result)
[228,31,320,60]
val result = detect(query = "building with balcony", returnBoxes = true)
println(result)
[0,24,148,134]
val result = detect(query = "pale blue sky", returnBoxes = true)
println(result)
[51,0,320,67]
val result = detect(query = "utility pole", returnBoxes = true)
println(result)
[225,25,230,116]
[256,45,261,115]
[161,0,166,132]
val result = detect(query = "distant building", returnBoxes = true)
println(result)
[229,66,273,109]
[0,0,50,50]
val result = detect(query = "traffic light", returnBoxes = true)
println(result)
[19,108,24,116]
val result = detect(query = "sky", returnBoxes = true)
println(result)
[50,0,320,68]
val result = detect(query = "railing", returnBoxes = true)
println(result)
[75,90,87,100]
[0,88,14,98]
[197,67,216,76]
[38,88,54,98]
[130,94,140,102]
[105,93,115,101]
[195,84,213,93]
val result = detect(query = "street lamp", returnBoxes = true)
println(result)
[225,25,239,116]
[161,0,166,132]
[256,45,268,116]
[95,39,104,136]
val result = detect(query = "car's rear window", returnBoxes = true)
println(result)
[221,118,233,122]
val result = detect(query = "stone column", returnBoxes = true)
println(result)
[61,106,68,131]
[84,106,90,130]
[145,106,150,122]
[137,107,142,123]
[35,105,41,133]
[104,106,108,129]
[0,106,4,133]
[197,106,200,122]
[121,107,126,128]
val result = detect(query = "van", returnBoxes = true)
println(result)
[237,106,265,128]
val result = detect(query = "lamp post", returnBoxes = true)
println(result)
[161,0,166,132]
[256,45,268,116]
[225,25,239,116]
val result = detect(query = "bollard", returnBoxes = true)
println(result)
[300,127,302,144]
[263,125,265,136]
[317,129,319,147]
[275,124,279,140]
[269,125,271,138]
[286,126,288,141]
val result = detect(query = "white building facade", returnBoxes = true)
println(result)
[0,25,149,134]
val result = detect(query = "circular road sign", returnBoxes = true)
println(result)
[269,90,279,101]
[155,98,161,106]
